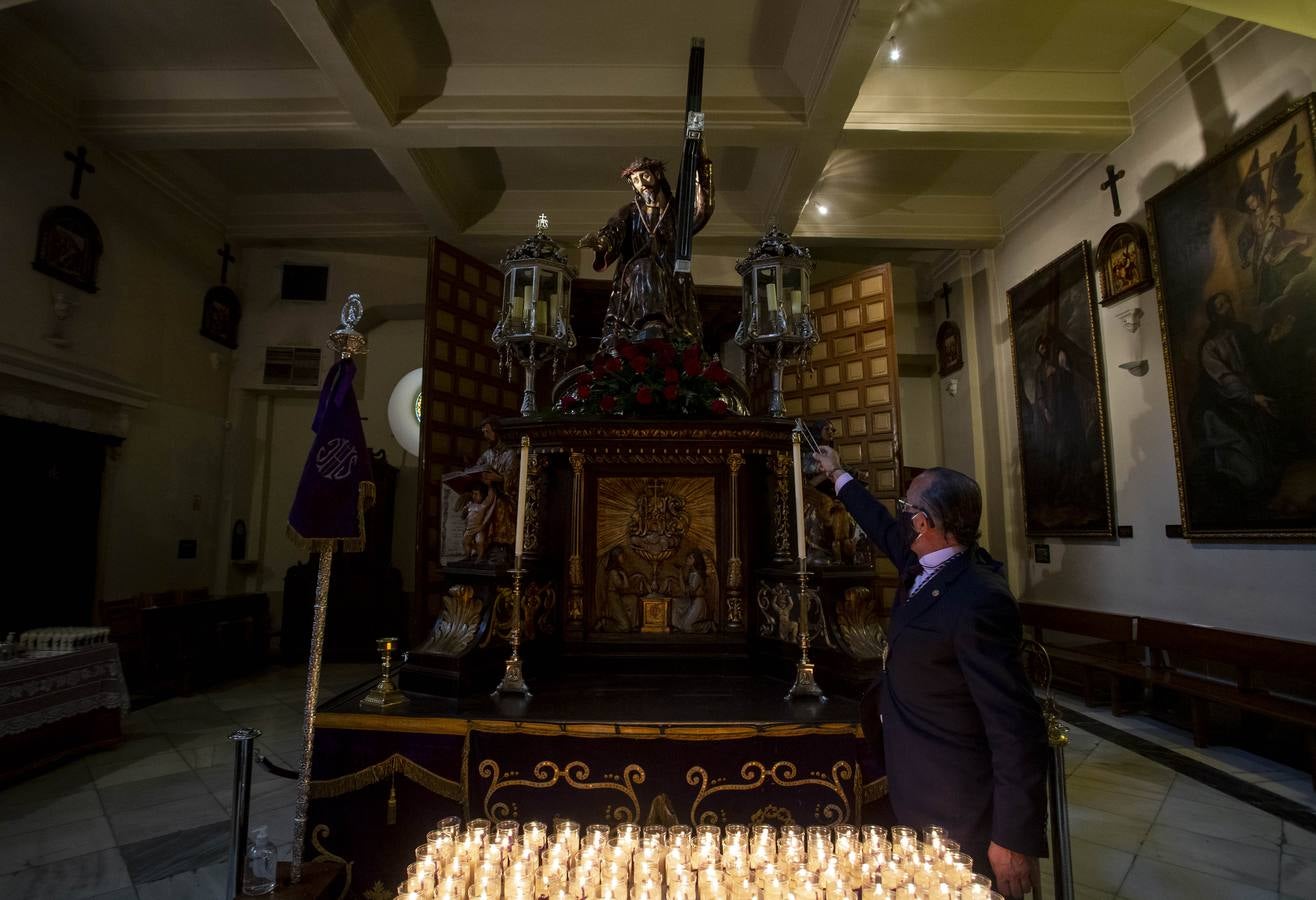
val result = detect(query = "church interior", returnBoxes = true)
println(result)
[1,1,1315,898]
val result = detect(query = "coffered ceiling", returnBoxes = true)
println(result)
[0,0,1304,265]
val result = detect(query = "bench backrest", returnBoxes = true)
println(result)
[1018,603,1135,643]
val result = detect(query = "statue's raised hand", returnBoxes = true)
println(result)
[577,231,609,271]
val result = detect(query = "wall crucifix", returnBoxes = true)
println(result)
[936,281,952,320]
[1100,164,1125,217]
[63,146,95,200]
[217,242,236,284]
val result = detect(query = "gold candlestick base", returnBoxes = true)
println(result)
[360,636,408,710]
[786,560,826,702]
[786,661,825,700]
[493,568,532,698]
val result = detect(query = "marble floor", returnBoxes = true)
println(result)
[0,665,1312,898]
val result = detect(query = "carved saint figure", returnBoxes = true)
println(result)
[672,549,714,633]
[578,151,714,350]
[473,417,518,556]
[598,546,635,632]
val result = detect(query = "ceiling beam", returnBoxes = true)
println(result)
[1174,1,1316,38]
[767,0,902,233]
[270,0,464,234]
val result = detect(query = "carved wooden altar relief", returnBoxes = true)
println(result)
[592,477,719,634]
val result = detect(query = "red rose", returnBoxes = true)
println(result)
[630,355,650,374]
[683,355,702,377]
[578,385,591,400]
[664,367,680,384]
[605,356,623,374]
[663,384,679,401]
[618,341,637,359]
[683,344,701,364]
[577,371,594,388]
[560,394,577,410]
[710,399,728,415]
[636,386,654,405]
[705,361,730,384]
[593,359,608,377]
[647,339,676,363]
[600,395,618,413]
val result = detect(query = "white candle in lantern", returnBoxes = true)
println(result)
[767,281,779,312]
[790,289,803,316]
[513,436,530,559]
[792,432,807,560]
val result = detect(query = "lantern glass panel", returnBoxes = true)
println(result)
[513,267,535,331]
[541,268,560,335]
[783,266,806,319]
[756,265,781,331]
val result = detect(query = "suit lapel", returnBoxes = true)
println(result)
[888,551,973,646]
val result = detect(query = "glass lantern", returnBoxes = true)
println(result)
[493,214,576,415]
[734,226,817,416]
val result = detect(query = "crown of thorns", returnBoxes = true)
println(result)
[620,157,666,181]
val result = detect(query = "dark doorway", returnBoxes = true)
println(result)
[1,416,116,635]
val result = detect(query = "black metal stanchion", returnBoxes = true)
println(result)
[228,727,261,899]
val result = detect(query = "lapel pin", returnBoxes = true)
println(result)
[932,589,941,598]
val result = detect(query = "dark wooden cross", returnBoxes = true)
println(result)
[63,145,96,200]
[1101,164,1125,217]
[216,243,236,284]
[936,281,952,320]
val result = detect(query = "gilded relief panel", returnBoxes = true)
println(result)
[593,477,719,634]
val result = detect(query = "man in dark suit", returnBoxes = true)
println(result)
[813,450,1047,899]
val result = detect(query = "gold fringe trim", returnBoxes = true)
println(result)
[308,752,462,803]
[315,713,860,741]
[288,479,376,553]
[859,775,888,803]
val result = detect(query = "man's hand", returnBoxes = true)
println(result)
[988,842,1038,898]
[813,446,841,477]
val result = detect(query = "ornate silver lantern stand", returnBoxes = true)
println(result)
[493,214,577,416]
[733,226,818,416]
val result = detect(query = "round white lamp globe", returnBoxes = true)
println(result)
[387,367,423,458]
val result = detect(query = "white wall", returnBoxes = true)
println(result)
[0,84,231,604]
[219,247,428,608]
[980,24,1316,640]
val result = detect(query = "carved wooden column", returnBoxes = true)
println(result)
[725,451,745,631]
[567,451,586,626]
[771,451,793,563]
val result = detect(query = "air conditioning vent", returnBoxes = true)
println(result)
[263,346,321,387]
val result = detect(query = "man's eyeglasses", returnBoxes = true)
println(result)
[896,498,926,518]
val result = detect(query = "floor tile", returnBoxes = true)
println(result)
[107,793,227,845]
[0,848,131,899]
[0,759,94,809]
[0,787,103,838]
[89,888,139,899]
[134,860,228,900]
[1166,774,1249,810]
[91,750,191,788]
[1154,793,1282,850]
[1118,855,1280,900]
[1281,851,1316,898]
[1065,802,1154,854]
[97,770,210,816]
[1067,835,1136,894]
[1138,822,1279,891]
[1064,778,1166,822]
[120,820,229,883]
[0,816,117,874]
[1283,822,1316,857]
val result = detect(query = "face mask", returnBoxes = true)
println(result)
[900,511,919,548]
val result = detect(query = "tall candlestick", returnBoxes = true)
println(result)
[514,435,530,559]
[791,431,806,560]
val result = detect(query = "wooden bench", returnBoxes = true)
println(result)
[1019,604,1143,715]
[1137,617,1316,786]
[141,592,270,696]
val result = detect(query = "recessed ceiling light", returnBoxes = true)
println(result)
[888,42,901,62]
[815,203,829,215]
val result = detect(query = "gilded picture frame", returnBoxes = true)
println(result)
[1095,222,1154,305]
[1006,241,1115,537]
[1146,93,1316,540]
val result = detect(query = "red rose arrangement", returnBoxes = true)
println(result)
[558,338,735,417]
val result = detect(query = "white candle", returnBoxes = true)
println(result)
[767,281,779,312]
[514,435,530,559]
[790,289,803,316]
[791,432,807,560]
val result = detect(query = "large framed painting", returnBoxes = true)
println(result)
[1147,94,1316,539]
[1006,242,1115,536]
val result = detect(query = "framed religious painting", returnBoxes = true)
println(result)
[935,320,964,376]
[1146,93,1316,539]
[200,285,241,349]
[1095,222,1153,305]
[32,205,102,293]
[1006,242,1115,536]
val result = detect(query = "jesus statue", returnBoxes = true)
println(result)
[578,148,714,352]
